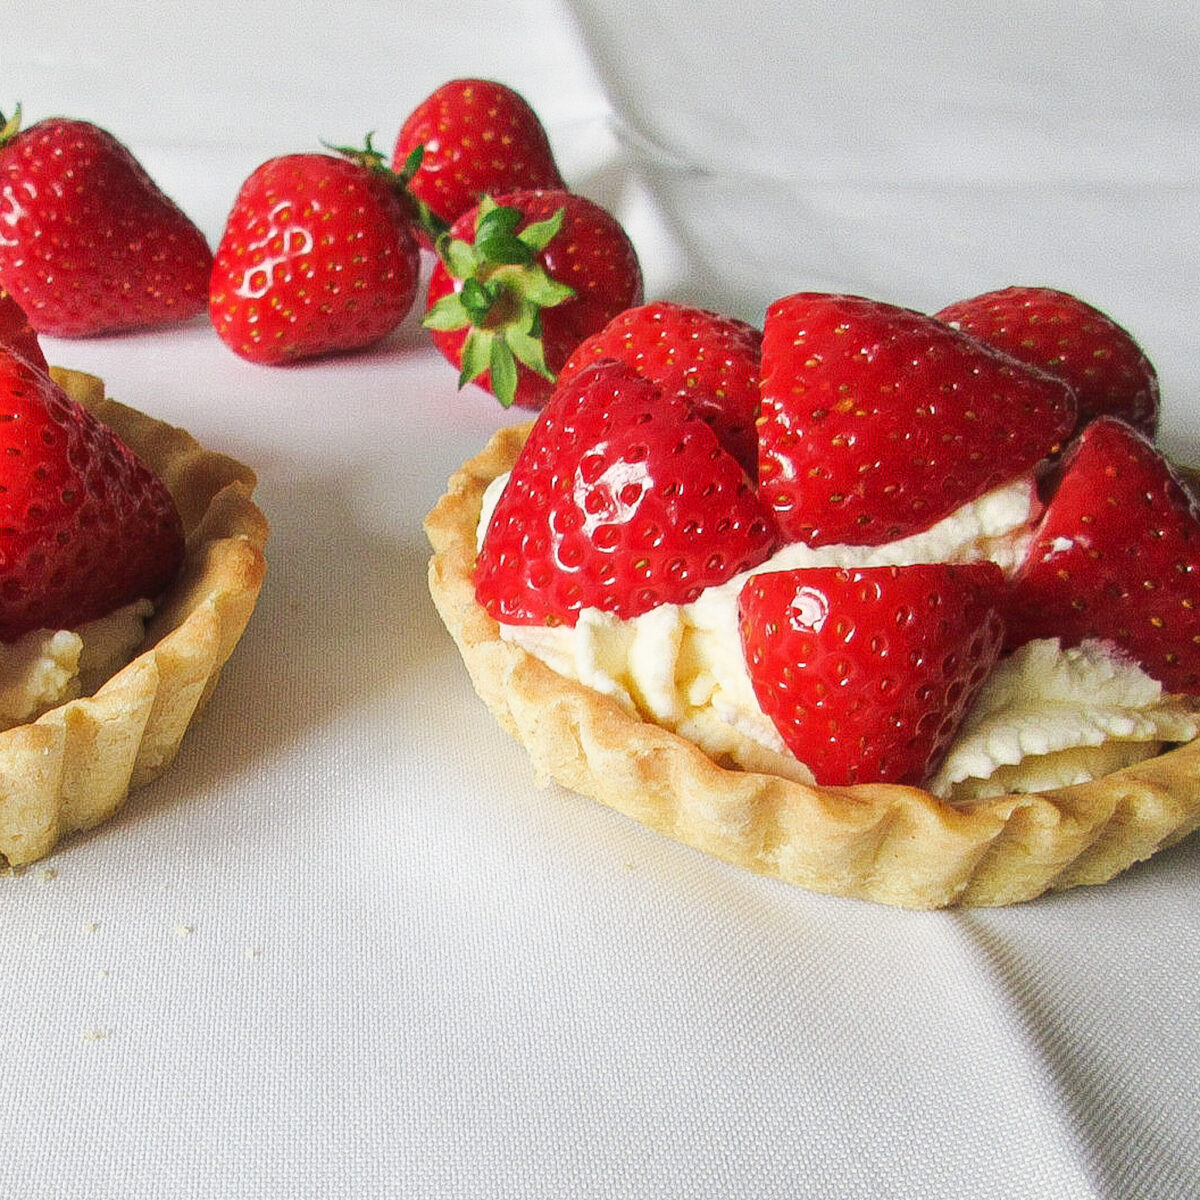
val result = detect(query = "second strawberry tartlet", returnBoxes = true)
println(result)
[428,287,1200,907]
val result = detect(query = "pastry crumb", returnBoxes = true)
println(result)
[173,923,195,938]
[36,867,57,884]
[81,1028,110,1043]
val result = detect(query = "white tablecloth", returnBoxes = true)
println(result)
[2,3,1197,1196]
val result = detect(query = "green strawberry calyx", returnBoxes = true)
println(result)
[422,196,576,407]
[0,104,23,147]
[325,133,451,241]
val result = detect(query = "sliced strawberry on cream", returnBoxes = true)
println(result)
[474,291,1200,797]
[475,359,778,626]
[756,292,1076,547]
[936,286,1159,438]
[1006,416,1200,693]
[737,563,1005,787]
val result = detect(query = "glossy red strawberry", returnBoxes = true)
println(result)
[738,562,1006,787]
[209,151,420,365]
[757,292,1077,547]
[1005,417,1200,692]
[425,189,642,409]
[557,301,763,478]
[0,285,46,371]
[476,360,777,626]
[935,286,1159,437]
[393,78,564,242]
[0,351,184,642]
[0,107,212,337]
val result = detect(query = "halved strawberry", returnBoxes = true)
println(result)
[557,301,763,478]
[738,562,1006,786]
[935,286,1159,437]
[0,351,184,642]
[1006,416,1200,693]
[757,292,1077,547]
[475,360,778,626]
[0,285,46,371]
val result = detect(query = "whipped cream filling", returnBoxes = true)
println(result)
[0,599,154,732]
[478,474,1198,801]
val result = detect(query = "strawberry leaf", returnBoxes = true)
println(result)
[458,277,497,324]
[522,266,576,310]
[457,329,493,389]
[517,209,565,254]
[0,104,22,146]
[476,234,534,266]
[439,237,479,280]
[505,325,555,381]
[423,291,473,332]
[489,340,520,407]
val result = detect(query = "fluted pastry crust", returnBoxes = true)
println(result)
[0,369,268,866]
[426,422,1200,908]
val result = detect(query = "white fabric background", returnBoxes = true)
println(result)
[1,2,1197,1197]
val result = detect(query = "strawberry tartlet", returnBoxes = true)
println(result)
[0,360,267,866]
[427,293,1200,909]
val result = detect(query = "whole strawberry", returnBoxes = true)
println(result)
[393,78,564,243]
[476,360,777,626]
[425,189,642,409]
[0,107,212,337]
[1006,417,1200,693]
[0,285,46,371]
[738,562,1006,787]
[557,301,763,478]
[0,351,184,642]
[936,286,1159,437]
[757,292,1077,547]
[209,150,421,365]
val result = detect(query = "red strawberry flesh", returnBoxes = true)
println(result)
[757,292,1077,548]
[0,352,184,642]
[0,287,46,371]
[558,301,763,479]
[936,286,1159,437]
[476,360,777,626]
[738,562,1006,786]
[1006,416,1200,693]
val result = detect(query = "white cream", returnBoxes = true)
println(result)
[479,475,1198,801]
[0,600,153,731]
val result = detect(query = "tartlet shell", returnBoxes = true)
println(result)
[426,422,1200,909]
[0,368,268,866]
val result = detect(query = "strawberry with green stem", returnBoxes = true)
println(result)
[0,105,212,338]
[208,141,421,365]
[424,189,643,409]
